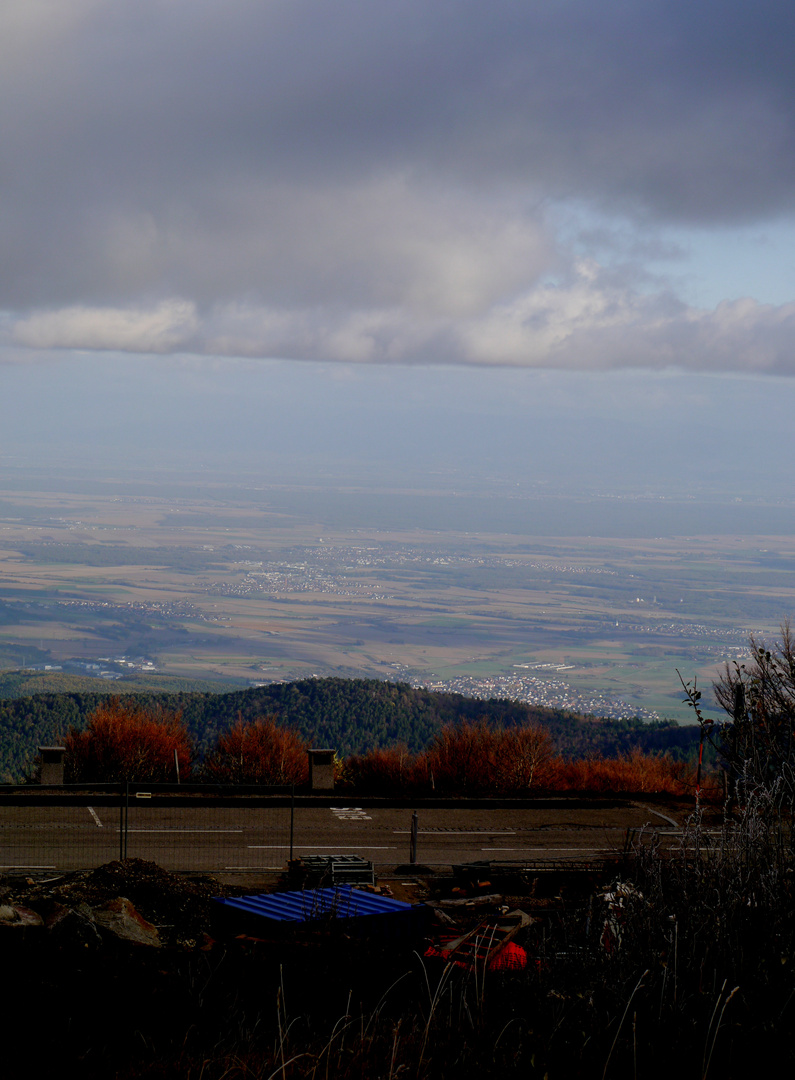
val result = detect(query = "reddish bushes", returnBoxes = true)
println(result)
[418,719,556,795]
[340,744,416,795]
[338,722,695,796]
[65,700,191,783]
[203,716,309,785]
[340,720,557,795]
[554,748,692,795]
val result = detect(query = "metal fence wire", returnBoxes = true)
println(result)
[0,784,295,874]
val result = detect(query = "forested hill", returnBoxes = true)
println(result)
[0,676,699,782]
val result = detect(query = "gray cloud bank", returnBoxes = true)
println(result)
[4,0,795,370]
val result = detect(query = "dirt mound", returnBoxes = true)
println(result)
[3,858,242,947]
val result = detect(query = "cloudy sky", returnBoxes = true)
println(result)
[3,0,795,496]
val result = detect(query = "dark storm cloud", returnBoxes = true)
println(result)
[3,0,795,367]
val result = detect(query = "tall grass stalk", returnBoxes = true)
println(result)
[702,984,739,1080]
[601,970,648,1080]
[415,954,456,1072]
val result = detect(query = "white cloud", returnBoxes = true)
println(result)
[13,300,198,353]
[10,264,795,374]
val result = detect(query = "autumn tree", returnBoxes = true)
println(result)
[497,723,556,791]
[203,716,309,785]
[417,719,492,794]
[338,744,416,795]
[418,719,555,795]
[556,748,691,795]
[65,700,192,782]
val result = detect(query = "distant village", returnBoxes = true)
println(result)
[410,669,662,721]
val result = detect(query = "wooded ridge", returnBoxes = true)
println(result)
[0,676,698,782]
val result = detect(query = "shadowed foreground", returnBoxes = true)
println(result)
[1,795,793,1078]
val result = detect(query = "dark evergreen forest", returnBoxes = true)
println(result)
[0,676,699,782]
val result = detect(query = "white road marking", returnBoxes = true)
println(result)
[248,844,396,850]
[0,865,56,870]
[88,807,102,827]
[330,807,372,820]
[393,829,516,835]
[127,828,244,834]
[481,846,610,852]
[634,803,680,828]
[225,865,284,871]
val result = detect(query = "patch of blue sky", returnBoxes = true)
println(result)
[552,199,795,309]
[649,221,795,309]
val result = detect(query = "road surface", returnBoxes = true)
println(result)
[0,799,679,874]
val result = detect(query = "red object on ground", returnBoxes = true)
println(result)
[487,942,528,971]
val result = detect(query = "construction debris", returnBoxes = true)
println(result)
[424,909,533,970]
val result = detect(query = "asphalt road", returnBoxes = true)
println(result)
[0,800,680,875]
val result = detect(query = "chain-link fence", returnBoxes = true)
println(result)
[0,785,294,874]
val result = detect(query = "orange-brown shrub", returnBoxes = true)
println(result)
[551,748,693,795]
[203,716,309,785]
[417,719,556,795]
[338,744,417,794]
[65,699,192,783]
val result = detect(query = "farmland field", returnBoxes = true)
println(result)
[2,464,795,722]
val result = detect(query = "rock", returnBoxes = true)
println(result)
[0,904,43,928]
[91,897,161,948]
[42,902,71,931]
[47,903,103,949]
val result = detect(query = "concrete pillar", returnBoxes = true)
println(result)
[38,746,66,785]
[308,748,335,791]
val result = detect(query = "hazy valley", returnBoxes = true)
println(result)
[2,464,794,724]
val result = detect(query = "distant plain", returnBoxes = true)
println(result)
[2,465,795,722]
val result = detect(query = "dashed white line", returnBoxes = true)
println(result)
[393,830,516,835]
[88,807,102,827]
[225,865,284,871]
[248,845,397,850]
[127,828,244,834]
[481,846,610,852]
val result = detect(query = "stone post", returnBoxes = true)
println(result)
[38,746,66,785]
[307,748,335,791]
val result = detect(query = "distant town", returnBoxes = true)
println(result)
[411,670,662,721]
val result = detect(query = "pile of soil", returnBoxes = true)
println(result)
[1,858,248,947]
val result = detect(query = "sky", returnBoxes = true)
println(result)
[3,0,795,498]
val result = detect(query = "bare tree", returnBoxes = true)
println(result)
[714,623,795,790]
[683,622,795,802]
[497,723,555,791]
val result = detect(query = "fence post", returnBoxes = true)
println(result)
[124,780,129,860]
[289,784,295,862]
[410,810,418,865]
